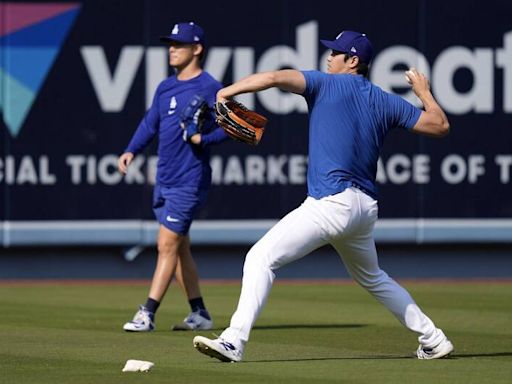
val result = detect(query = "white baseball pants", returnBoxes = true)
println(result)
[220,187,446,351]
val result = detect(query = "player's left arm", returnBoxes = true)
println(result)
[217,70,306,102]
[198,122,229,146]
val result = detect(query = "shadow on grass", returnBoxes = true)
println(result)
[247,351,512,363]
[452,352,512,358]
[247,355,413,362]
[253,323,367,330]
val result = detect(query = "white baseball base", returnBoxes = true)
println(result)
[122,359,154,372]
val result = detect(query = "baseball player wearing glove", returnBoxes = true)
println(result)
[118,22,228,333]
[194,30,453,362]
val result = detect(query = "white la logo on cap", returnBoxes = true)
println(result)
[336,31,344,39]
[172,24,179,35]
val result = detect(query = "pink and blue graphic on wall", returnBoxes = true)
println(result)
[0,3,81,137]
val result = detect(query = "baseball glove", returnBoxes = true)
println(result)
[180,94,209,142]
[215,100,268,145]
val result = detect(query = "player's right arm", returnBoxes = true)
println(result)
[217,70,306,102]
[118,86,161,174]
[118,114,157,175]
[406,68,450,137]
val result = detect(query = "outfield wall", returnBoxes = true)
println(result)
[1,244,512,280]
[1,0,511,246]
[2,219,512,247]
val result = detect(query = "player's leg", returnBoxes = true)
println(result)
[172,235,213,330]
[123,185,166,331]
[124,184,204,332]
[195,198,328,361]
[175,236,200,299]
[329,189,452,358]
[123,225,183,332]
[147,225,182,301]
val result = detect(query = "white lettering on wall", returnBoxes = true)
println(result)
[81,46,144,111]
[81,24,512,115]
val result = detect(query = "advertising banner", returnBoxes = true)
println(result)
[1,0,511,244]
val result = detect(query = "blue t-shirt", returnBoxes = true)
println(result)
[301,71,421,200]
[126,71,227,189]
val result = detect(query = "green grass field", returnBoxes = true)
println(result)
[1,280,511,383]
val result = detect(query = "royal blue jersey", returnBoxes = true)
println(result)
[125,71,228,188]
[301,71,421,200]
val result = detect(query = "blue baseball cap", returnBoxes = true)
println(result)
[321,30,374,65]
[160,22,205,45]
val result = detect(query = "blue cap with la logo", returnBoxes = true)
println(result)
[160,22,205,45]
[321,30,374,65]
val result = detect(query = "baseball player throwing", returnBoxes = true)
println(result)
[193,30,453,361]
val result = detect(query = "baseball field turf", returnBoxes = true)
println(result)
[1,280,511,383]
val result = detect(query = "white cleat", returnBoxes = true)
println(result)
[416,338,454,359]
[123,305,155,332]
[172,310,213,331]
[193,335,243,362]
